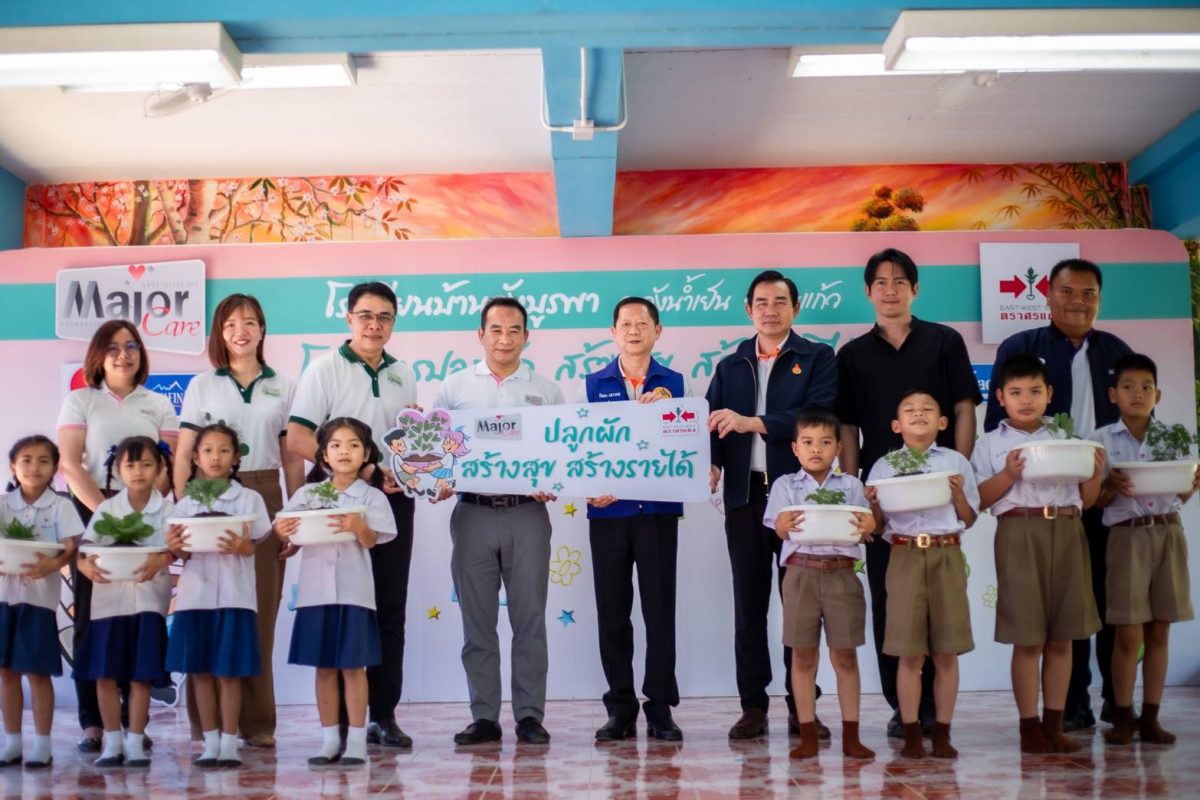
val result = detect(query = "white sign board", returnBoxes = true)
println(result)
[979,242,1079,343]
[55,259,207,354]
[384,398,711,502]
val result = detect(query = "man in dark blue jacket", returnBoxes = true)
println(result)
[706,270,838,739]
[581,297,687,742]
[984,258,1133,732]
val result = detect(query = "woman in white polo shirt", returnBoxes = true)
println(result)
[173,293,303,749]
[57,319,179,753]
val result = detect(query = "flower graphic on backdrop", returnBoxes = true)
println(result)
[982,585,998,609]
[549,545,583,587]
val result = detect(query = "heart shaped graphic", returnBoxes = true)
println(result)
[128,264,146,280]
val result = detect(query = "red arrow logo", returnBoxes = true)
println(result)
[1035,275,1050,297]
[998,275,1025,298]
[662,411,677,422]
[681,410,696,421]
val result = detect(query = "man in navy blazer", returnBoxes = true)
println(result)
[706,270,838,739]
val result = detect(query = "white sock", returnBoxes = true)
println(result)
[315,725,340,760]
[100,730,123,760]
[28,734,51,764]
[343,726,367,761]
[218,732,240,763]
[200,729,220,761]
[125,731,147,762]
[0,733,20,762]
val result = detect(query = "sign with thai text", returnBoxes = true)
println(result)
[979,242,1079,343]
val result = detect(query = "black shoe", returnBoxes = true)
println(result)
[144,733,153,751]
[95,754,124,768]
[307,753,342,766]
[194,756,219,768]
[367,719,413,748]
[515,717,550,744]
[1062,707,1096,732]
[339,756,366,766]
[454,720,502,746]
[728,708,768,740]
[125,756,151,768]
[920,713,936,738]
[0,756,20,768]
[647,714,683,742]
[887,710,904,739]
[216,757,242,768]
[595,716,637,741]
[815,716,832,741]
[23,756,52,770]
[76,736,101,753]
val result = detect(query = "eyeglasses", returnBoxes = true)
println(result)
[104,341,142,357]
[350,311,396,325]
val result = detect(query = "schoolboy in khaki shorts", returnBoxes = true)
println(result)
[1091,353,1198,745]
[971,354,1105,754]
[763,409,875,760]
[865,390,979,760]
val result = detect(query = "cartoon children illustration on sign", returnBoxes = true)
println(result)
[384,409,469,498]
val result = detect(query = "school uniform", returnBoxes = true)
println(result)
[866,446,978,657]
[434,362,565,725]
[1091,422,1194,626]
[288,341,415,723]
[284,480,397,669]
[0,488,83,676]
[73,490,174,688]
[762,471,868,650]
[971,421,1101,646]
[180,366,292,735]
[166,482,272,677]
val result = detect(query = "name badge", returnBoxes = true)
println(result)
[524,395,545,406]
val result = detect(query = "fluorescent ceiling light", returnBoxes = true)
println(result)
[240,54,356,89]
[0,22,240,87]
[788,46,961,77]
[884,9,1200,71]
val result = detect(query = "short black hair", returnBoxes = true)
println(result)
[348,281,398,313]
[1113,353,1158,384]
[612,296,660,326]
[1049,258,1103,290]
[793,408,841,441]
[480,297,528,330]
[896,388,942,416]
[745,270,798,307]
[864,248,919,287]
[993,354,1049,392]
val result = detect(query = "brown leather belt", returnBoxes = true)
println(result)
[999,506,1080,520]
[785,554,857,571]
[1112,512,1181,528]
[892,533,961,549]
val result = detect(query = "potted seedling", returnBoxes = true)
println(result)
[0,518,65,576]
[1111,421,1200,495]
[1014,413,1103,484]
[79,511,168,582]
[866,446,955,513]
[275,480,367,546]
[166,478,256,554]
[780,487,872,546]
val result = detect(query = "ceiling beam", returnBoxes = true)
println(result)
[1131,110,1200,239]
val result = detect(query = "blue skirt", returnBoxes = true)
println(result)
[0,602,62,677]
[288,605,381,669]
[73,612,170,687]
[166,608,261,677]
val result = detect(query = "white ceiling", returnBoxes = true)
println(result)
[0,47,1197,184]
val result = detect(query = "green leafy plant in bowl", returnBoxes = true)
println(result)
[881,445,931,477]
[805,488,847,505]
[182,478,231,516]
[92,511,155,547]
[0,519,38,541]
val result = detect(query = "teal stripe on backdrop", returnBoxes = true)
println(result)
[4,261,1189,340]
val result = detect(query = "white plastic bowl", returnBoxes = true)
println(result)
[0,539,65,576]
[866,470,954,513]
[276,506,368,546]
[780,504,871,546]
[167,515,257,553]
[1014,439,1103,484]
[79,544,168,582]
[1111,460,1198,496]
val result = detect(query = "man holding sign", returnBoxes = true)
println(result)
[577,297,690,742]
[432,297,564,746]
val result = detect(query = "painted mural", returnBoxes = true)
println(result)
[24,163,1149,247]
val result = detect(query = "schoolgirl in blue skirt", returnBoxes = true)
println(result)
[275,417,396,766]
[165,424,271,768]
[74,436,175,768]
[0,436,83,769]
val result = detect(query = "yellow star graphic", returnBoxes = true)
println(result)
[427,606,441,620]
[563,503,578,516]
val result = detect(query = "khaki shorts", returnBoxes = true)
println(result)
[883,543,974,657]
[994,516,1101,646]
[1106,521,1194,626]
[782,563,866,650]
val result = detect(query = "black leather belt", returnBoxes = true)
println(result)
[459,492,535,509]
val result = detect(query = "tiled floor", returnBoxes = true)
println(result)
[1,689,1196,798]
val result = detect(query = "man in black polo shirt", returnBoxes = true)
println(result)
[835,248,982,738]
[984,257,1133,731]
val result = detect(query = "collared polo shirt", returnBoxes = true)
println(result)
[866,444,979,541]
[57,382,180,489]
[172,480,272,612]
[762,470,868,562]
[180,366,294,471]
[83,489,174,620]
[433,361,564,412]
[1091,420,1184,526]
[970,420,1087,516]
[0,487,83,610]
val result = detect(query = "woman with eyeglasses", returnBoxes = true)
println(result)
[57,319,179,753]
[172,293,304,749]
